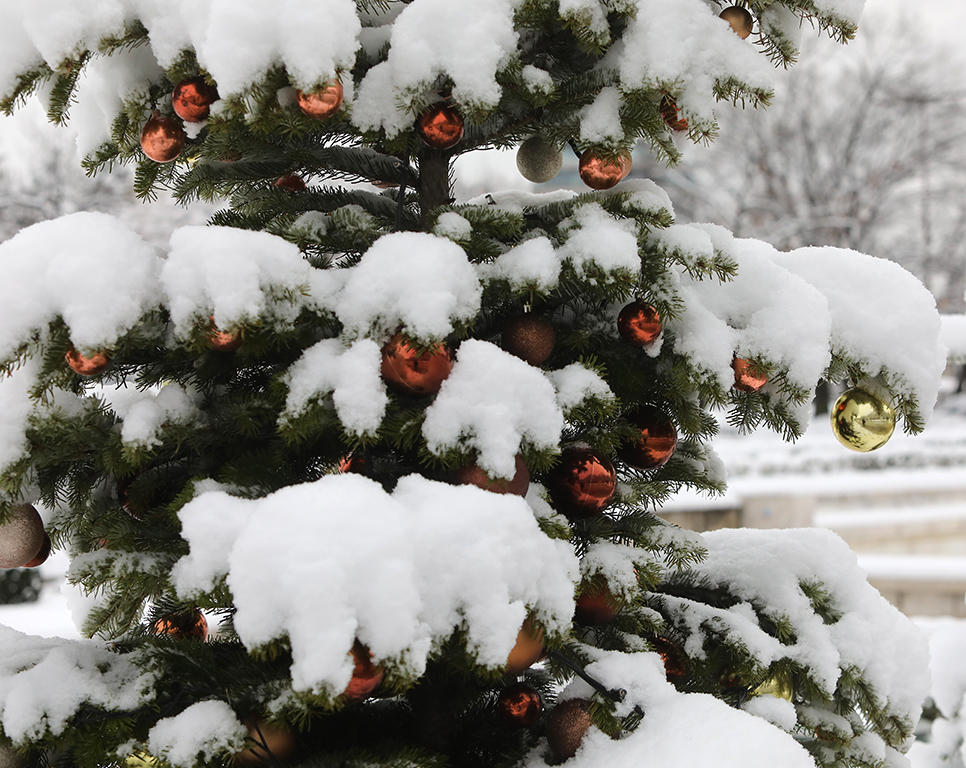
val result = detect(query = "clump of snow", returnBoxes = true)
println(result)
[479,237,560,294]
[558,203,641,280]
[579,87,624,145]
[940,315,966,363]
[334,232,482,341]
[433,212,473,241]
[0,624,157,743]
[0,212,161,360]
[281,338,388,438]
[147,700,247,768]
[546,363,616,415]
[0,362,39,474]
[173,473,577,695]
[110,384,203,449]
[579,541,657,603]
[422,340,564,478]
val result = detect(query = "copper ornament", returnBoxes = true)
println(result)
[719,6,754,39]
[547,447,617,518]
[23,532,51,568]
[380,334,454,397]
[617,302,661,347]
[497,682,543,727]
[338,453,368,474]
[516,136,563,184]
[344,641,384,700]
[652,636,687,682]
[151,608,209,641]
[505,617,544,674]
[140,110,186,163]
[454,453,529,496]
[620,150,633,179]
[417,104,465,150]
[66,347,111,376]
[618,406,677,470]
[578,150,624,191]
[236,718,297,764]
[172,77,219,123]
[275,175,307,192]
[574,575,619,625]
[732,357,767,392]
[660,95,688,133]
[501,315,555,366]
[0,504,45,569]
[830,387,896,453]
[297,81,344,119]
[546,698,593,760]
[208,317,242,352]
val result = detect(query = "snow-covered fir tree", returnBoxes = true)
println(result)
[0,2,947,768]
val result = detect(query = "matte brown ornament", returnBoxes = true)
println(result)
[454,453,529,496]
[208,317,242,352]
[660,95,688,133]
[652,636,686,682]
[297,81,344,119]
[417,104,464,150]
[547,447,616,518]
[578,150,623,191]
[719,6,754,39]
[505,617,544,674]
[151,608,209,641]
[344,641,385,700]
[0,504,45,569]
[617,302,661,347]
[236,718,297,764]
[140,110,186,163]
[23,532,51,568]
[275,175,307,192]
[501,315,555,366]
[497,682,543,727]
[546,698,593,760]
[732,357,767,392]
[380,334,454,397]
[66,347,111,376]
[172,77,219,122]
[574,575,620,625]
[618,406,677,470]
[516,136,563,183]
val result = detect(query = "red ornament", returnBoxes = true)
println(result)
[208,317,242,352]
[501,315,555,366]
[578,150,624,190]
[344,641,384,700]
[66,347,111,376]
[275,175,307,192]
[338,453,368,474]
[546,699,593,760]
[547,447,616,518]
[505,617,544,674]
[417,104,465,150]
[732,357,768,392]
[151,608,209,641]
[454,453,529,496]
[617,302,661,347]
[574,576,620,625]
[236,718,297,764]
[618,406,677,470]
[140,110,186,163]
[497,682,543,727]
[297,81,344,119]
[380,334,454,397]
[172,77,219,123]
[652,636,687,682]
[660,95,688,133]
[23,532,51,568]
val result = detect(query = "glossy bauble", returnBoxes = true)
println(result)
[172,77,219,122]
[830,387,896,452]
[66,347,111,376]
[660,95,688,132]
[344,642,384,700]
[574,576,620,625]
[618,407,677,470]
[208,317,242,352]
[297,81,344,119]
[546,447,616,518]
[516,136,563,183]
[454,453,529,496]
[546,699,593,760]
[417,104,464,150]
[732,357,768,392]
[505,617,544,674]
[0,504,45,569]
[275,175,306,192]
[496,682,543,727]
[719,6,754,38]
[380,334,454,397]
[140,110,186,163]
[235,718,297,764]
[617,302,661,347]
[578,150,624,190]
[151,608,209,641]
[501,314,555,365]
[652,636,687,683]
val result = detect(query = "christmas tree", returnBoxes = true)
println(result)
[0,2,947,768]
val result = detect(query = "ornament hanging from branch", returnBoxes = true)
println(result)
[830,386,896,452]
[66,347,111,376]
[297,81,344,119]
[453,453,529,496]
[618,407,677,470]
[501,314,555,365]
[171,78,219,123]
[380,334,454,396]
[578,150,624,190]
[617,301,661,347]
[547,447,617,518]
[732,357,767,392]
[140,110,186,163]
[496,682,543,727]
[0,504,46,569]
[516,136,563,183]
[417,103,464,150]
[660,95,688,133]
[719,6,754,39]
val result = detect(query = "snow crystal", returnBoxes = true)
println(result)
[480,237,560,294]
[422,340,564,478]
[173,473,577,695]
[546,363,616,414]
[0,624,156,743]
[147,700,247,768]
[335,232,481,341]
[558,203,641,279]
[0,212,160,360]
[281,338,388,438]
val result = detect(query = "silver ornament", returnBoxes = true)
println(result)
[516,136,563,183]
[0,503,45,569]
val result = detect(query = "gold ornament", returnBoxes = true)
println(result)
[830,387,896,452]
[516,136,563,183]
[0,504,46,569]
[719,6,754,39]
[753,672,794,701]
[125,752,159,768]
